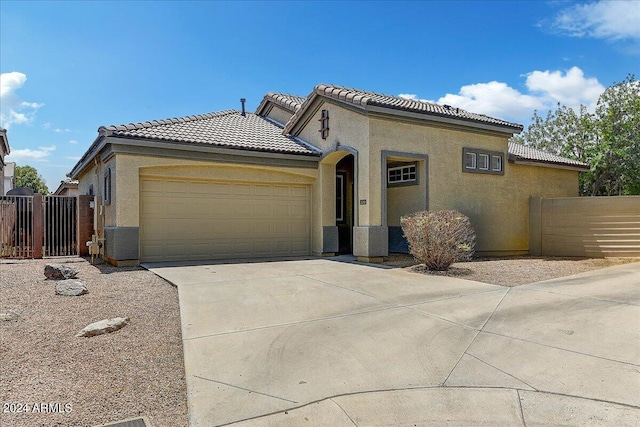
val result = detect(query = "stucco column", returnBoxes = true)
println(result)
[315,161,337,255]
[353,149,387,261]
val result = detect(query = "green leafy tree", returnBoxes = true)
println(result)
[511,74,640,196]
[593,75,640,195]
[15,165,50,194]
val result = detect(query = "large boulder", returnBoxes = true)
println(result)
[76,317,130,338]
[44,264,79,280]
[55,279,88,296]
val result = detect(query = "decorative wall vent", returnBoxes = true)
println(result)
[319,109,329,139]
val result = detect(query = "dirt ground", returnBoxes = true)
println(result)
[0,257,188,427]
[384,253,640,286]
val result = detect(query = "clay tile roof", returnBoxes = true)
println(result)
[256,92,306,116]
[102,110,320,156]
[284,84,524,134]
[507,142,589,170]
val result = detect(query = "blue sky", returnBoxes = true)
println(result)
[1,0,639,191]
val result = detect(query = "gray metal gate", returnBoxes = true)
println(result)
[44,196,77,257]
[0,195,78,258]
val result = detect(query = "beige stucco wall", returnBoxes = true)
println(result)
[293,102,580,254]
[296,101,373,226]
[76,155,116,229]
[265,105,295,126]
[367,115,579,253]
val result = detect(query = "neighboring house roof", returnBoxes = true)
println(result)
[101,110,319,156]
[256,93,306,116]
[284,84,524,135]
[53,178,79,195]
[508,142,590,171]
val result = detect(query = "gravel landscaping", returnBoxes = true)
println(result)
[385,254,640,286]
[0,257,187,427]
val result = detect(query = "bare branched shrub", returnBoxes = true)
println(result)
[400,210,476,271]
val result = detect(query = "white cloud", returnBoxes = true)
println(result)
[405,67,606,123]
[5,145,56,162]
[525,66,605,111]
[54,128,71,133]
[398,93,433,103]
[548,0,640,41]
[69,139,78,144]
[435,81,545,121]
[0,72,44,129]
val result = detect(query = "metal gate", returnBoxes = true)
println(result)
[44,196,77,257]
[0,195,35,258]
[0,195,78,258]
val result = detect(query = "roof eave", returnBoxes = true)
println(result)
[111,133,322,157]
[285,90,522,136]
[283,90,320,135]
[69,130,110,179]
[366,105,523,135]
[508,155,590,172]
[255,95,274,117]
[256,93,302,118]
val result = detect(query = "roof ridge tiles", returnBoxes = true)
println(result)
[261,92,306,112]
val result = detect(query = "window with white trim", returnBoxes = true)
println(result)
[462,147,504,175]
[464,152,477,169]
[478,154,489,170]
[491,155,502,172]
[388,163,417,186]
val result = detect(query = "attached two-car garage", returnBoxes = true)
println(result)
[139,177,311,263]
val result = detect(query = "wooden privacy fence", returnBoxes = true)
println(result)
[530,196,640,258]
[0,194,93,259]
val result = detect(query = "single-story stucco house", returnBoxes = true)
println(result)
[69,84,588,266]
[53,177,79,197]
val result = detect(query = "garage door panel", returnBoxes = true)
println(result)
[140,179,165,192]
[140,178,311,262]
[290,204,309,217]
[232,184,252,195]
[254,185,272,196]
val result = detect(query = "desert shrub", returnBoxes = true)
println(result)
[400,210,476,271]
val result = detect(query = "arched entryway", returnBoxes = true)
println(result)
[336,154,354,254]
[318,147,358,257]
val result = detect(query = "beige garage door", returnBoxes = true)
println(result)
[140,178,311,262]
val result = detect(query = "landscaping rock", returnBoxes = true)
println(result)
[55,279,88,296]
[76,317,130,338]
[44,263,79,280]
[0,311,19,322]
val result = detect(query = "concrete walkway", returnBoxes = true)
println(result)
[144,258,640,426]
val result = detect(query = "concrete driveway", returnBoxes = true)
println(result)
[144,257,640,426]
